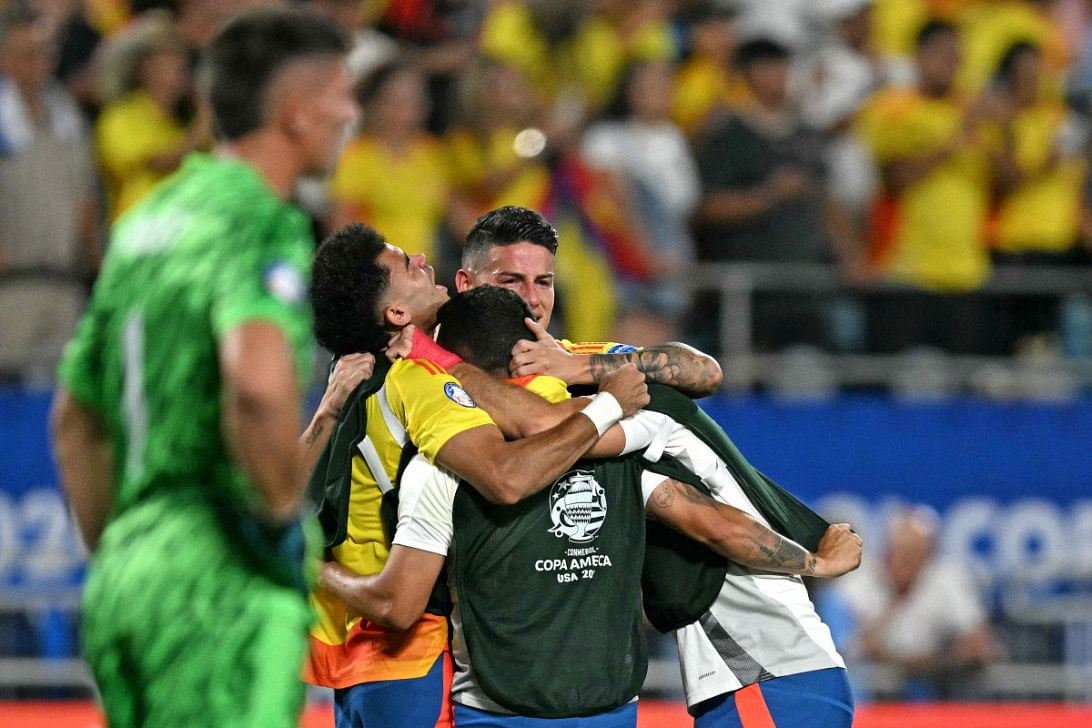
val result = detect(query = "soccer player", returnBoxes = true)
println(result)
[304,223,650,728]
[49,11,358,728]
[455,206,722,398]
[456,283,862,727]
[318,286,863,726]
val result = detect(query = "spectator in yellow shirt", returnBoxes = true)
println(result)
[671,2,751,137]
[991,41,1088,261]
[95,13,209,221]
[990,40,1090,347]
[328,61,452,267]
[479,0,674,115]
[953,0,1070,96]
[858,19,1005,354]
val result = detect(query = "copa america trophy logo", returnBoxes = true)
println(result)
[548,470,607,543]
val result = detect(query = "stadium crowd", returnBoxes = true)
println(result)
[3,0,1092,385]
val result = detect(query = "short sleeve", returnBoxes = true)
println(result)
[639,469,669,506]
[391,454,458,556]
[389,359,496,463]
[210,208,312,343]
[57,295,106,409]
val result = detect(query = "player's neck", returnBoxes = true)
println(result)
[217,133,303,200]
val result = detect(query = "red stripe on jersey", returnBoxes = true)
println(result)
[411,359,448,376]
[736,683,778,728]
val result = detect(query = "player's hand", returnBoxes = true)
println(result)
[317,353,375,419]
[386,325,416,362]
[597,362,649,417]
[812,523,863,578]
[509,318,578,381]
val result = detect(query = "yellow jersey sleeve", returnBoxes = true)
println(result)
[386,358,496,463]
[558,339,638,355]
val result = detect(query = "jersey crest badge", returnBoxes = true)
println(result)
[444,381,477,408]
[548,470,607,543]
[264,262,305,305]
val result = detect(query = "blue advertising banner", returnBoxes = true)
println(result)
[2,389,1090,593]
[0,389,85,591]
[700,394,1092,588]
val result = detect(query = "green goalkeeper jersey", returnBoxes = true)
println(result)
[58,152,314,519]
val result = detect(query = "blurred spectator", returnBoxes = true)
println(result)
[328,61,452,268]
[479,0,674,122]
[989,40,1091,350]
[376,0,481,133]
[732,0,812,51]
[671,1,750,136]
[0,1,97,382]
[955,0,1072,96]
[857,19,1004,354]
[447,59,552,230]
[310,0,398,83]
[869,0,944,86]
[582,60,698,344]
[95,11,209,221]
[794,0,883,235]
[991,41,1089,264]
[693,36,856,352]
[837,506,997,699]
[446,58,621,343]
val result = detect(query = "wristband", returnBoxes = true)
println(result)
[580,392,624,436]
[408,327,463,369]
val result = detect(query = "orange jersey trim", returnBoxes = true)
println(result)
[304,613,448,689]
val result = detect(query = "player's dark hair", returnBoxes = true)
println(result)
[915,18,957,51]
[463,206,559,269]
[202,9,349,141]
[735,37,791,70]
[311,223,391,356]
[996,40,1040,86]
[435,287,535,376]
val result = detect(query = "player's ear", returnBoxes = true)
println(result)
[454,269,472,292]
[384,303,411,328]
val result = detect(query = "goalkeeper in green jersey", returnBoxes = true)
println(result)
[49,10,357,728]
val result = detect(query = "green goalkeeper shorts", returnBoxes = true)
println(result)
[82,490,312,728]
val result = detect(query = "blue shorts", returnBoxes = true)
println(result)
[454,701,637,727]
[334,649,452,728]
[692,668,853,728]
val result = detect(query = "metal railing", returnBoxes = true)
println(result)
[671,263,1092,392]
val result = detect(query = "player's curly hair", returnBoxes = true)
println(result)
[436,286,535,375]
[311,223,391,356]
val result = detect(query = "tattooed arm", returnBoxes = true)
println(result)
[509,319,722,398]
[588,343,722,398]
[644,477,862,578]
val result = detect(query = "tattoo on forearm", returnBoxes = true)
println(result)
[589,344,720,397]
[747,522,808,572]
[305,422,325,448]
